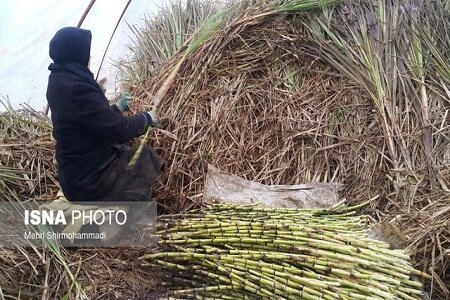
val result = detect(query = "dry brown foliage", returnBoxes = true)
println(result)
[0,104,58,201]
[133,13,386,211]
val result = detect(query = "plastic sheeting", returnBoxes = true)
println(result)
[204,165,342,208]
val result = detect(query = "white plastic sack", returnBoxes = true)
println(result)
[203,165,341,209]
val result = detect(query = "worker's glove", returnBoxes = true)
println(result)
[143,110,158,127]
[116,91,130,113]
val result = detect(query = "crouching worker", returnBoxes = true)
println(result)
[46,27,165,202]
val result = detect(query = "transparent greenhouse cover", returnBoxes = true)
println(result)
[0,0,162,111]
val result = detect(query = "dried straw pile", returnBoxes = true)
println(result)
[127,0,449,297]
[0,103,61,298]
[0,103,58,201]
[131,2,385,210]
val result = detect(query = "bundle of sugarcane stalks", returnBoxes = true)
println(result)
[142,203,430,299]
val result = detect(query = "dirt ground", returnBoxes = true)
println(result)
[69,248,164,299]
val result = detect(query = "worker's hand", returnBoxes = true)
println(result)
[145,110,158,127]
[97,77,107,94]
[116,91,131,113]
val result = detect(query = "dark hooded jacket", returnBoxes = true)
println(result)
[46,27,150,201]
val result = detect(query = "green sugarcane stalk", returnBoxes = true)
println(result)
[145,250,420,294]
[171,285,234,295]
[159,221,365,234]
[127,125,151,169]
[220,265,302,300]
[236,264,340,300]
[262,268,389,299]
[225,257,393,299]
[218,266,282,299]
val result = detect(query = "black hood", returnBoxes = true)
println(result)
[49,27,91,67]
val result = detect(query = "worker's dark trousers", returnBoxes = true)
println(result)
[91,144,165,202]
